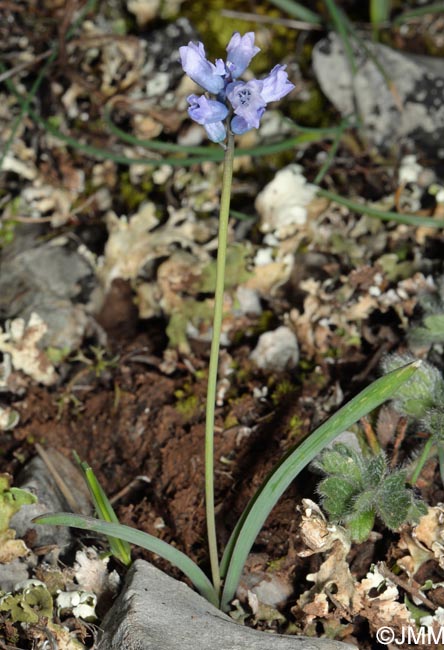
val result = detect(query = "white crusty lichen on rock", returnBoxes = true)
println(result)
[0,312,56,386]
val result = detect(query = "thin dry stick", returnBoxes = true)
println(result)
[0,50,52,83]
[35,443,82,513]
[220,9,322,30]
[390,416,408,468]
[378,564,437,611]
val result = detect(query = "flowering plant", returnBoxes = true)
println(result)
[36,32,420,614]
[180,32,294,142]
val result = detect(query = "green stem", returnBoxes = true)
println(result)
[205,132,235,597]
[411,437,434,485]
[317,188,444,228]
[438,443,444,489]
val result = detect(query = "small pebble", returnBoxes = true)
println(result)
[250,326,299,372]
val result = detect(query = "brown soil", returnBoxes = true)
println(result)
[9,323,316,574]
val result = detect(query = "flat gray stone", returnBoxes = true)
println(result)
[0,558,31,593]
[0,227,95,352]
[98,560,354,650]
[10,453,91,551]
[312,32,444,151]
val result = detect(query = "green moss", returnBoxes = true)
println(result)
[0,219,17,248]
[267,556,286,572]
[118,171,154,212]
[288,414,304,439]
[271,379,296,406]
[175,394,200,420]
[224,413,239,430]
[167,299,213,352]
[197,243,252,292]
[255,310,276,336]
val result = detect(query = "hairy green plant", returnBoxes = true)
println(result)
[382,353,444,420]
[408,285,444,346]
[312,443,426,542]
[382,353,444,485]
[35,31,423,613]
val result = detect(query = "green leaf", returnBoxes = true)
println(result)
[409,314,444,345]
[404,595,431,627]
[317,188,444,229]
[33,513,218,607]
[350,489,375,518]
[313,445,357,477]
[376,471,414,529]
[370,0,391,27]
[363,452,387,485]
[393,3,444,26]
[347,510,375,543]
[267,0,322,24]
[219,360,420,610]
[74,454,131,566]
[318,476,356,519]
[323,0,357,74]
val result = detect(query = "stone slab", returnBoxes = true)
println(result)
[98,560,354,650]
[312,32,444,152]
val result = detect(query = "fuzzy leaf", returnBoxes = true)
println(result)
[376,471,412,529]
[349,489,375,518]
[363,451,387,485]
[314,444,363,486]
[347,510,375,543]
[409,314,444,345]
[318,476,356,520]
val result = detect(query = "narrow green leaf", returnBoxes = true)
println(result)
[268,0,322,24]
[370,0,391,28]
[393,3,444,26]
[220,361,420,610]
[74,454,131,566]
[33,513,218,607]
[317,188,444,228]
[323,0,357,74]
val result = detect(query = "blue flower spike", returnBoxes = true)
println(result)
[179,32,294,143]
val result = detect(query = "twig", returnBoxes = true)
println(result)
[390,416,408,468]
[379,564,437,611]
[35,442,85,513]
[110,476,152,505]
[0,50,52,83]
[220,9,322,30]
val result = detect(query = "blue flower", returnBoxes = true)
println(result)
[226,32,260,79]
[179,42,226,94]
[186,94,228,143]
[227,65,295,135]
[261,65,295,102]
[226,80,266,131]
[187,95,229,124]
[179,32,294,142]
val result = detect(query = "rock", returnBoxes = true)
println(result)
[0,227,95,352]
[10,452,91,551]
[255,165,317,239]
[0,558,31,593]
[98,560,354,650]
[312,32,444,151]
[250,326,299,372]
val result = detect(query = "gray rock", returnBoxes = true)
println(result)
[0,227,95,352]
[250,326,299,372]
[10,453,91,551]
[0,558,31,593]
[312,32,444,151]
[98,560,353,650]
